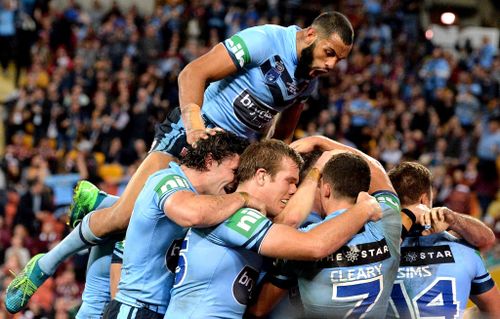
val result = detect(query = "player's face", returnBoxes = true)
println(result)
[302,32,352,78]
[261,157,300,217]
[206,154,241,195]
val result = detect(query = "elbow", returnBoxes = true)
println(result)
[176,210,205,228]
[480,231,496,251]
[178,66,191,86]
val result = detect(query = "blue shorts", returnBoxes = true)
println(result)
[149,107,217,158]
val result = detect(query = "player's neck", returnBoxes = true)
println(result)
[296,29,308,61]
[323,198,356,217]
[181,166,208,194]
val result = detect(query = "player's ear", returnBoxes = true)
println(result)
[204,153,214,170]
[255,168,267,186]
[419,192,431,207]
[306,27,318,45]
[320,180,331,199]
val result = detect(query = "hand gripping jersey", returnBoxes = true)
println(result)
[165,208,273,319]
[387,232,495,319]
[269,191,401,318]
[202,24,317,140]
[115,162,195,310]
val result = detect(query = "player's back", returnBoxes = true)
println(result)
[166,208,273,319]
[388,232,494,319]
[293,191,401,318]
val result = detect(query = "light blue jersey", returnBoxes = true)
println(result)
[387,232,495,319]
[165,208,273,319]
[115,162,195,312]
[202,24,317,140]
[272,191,401,318]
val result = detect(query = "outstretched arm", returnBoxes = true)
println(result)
[420,207,495,251]
[165,191,265,228]
[260,192,382,260]
[290,135,394,194]
[273,150,340,228]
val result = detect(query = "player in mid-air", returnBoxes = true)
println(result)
[6,11,356,313]
[386,162,500,319]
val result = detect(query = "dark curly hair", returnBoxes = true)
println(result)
[180,131,249,171]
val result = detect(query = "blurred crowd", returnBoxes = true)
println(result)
[0,0,499,317]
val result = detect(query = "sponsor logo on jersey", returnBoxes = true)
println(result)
[314,239,391,268]
[233,90,277,131]
[226,35,250,68]
[232,265,259,305]
[165,238,184,273]
[400,245,455,266]
[226,208,266,238]
[154,174,190,197]
[374,191,401,212]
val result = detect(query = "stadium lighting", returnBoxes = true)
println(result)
[441,12,456,25]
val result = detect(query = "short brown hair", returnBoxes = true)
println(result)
[388,162,432,206]
[322,153,370,201]
[237,140,303,183]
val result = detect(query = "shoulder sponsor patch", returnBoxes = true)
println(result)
[226,208,266,238]
[374,192,401,212]
[226,35,250,68]
[154,174,190,197]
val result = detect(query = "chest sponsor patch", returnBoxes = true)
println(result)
[232,265,259,305]
[233,90,277,131]
[400,245,455,266]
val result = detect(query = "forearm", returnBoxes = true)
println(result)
[308,205,371,256]
[175,192,247,228]
[271,103,303,143]
[306,136,394,193]
[273,169,319,227]
[448,212,495,250]
[246,282,288,318]
[178,66,206,110]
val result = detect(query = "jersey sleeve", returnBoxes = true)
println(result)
[152,174,194,210]
[207,208,273,252]
[222,26,270,69]
[111,240,125,264]
[470,251,495,295]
